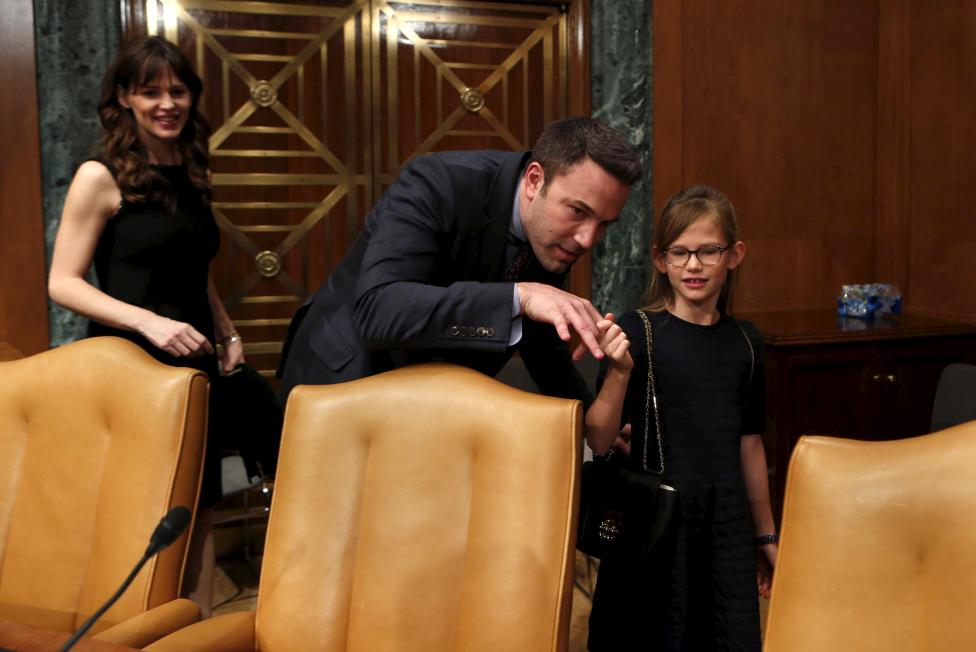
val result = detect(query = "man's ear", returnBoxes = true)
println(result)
[652,247,668,274]
[523,161,545,201]
[117,86,131,109]
[727,240,746,269]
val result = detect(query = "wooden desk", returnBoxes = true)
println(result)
[741,309,976,519]
[0,621,137,652]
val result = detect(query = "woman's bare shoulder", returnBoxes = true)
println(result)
[66,160,122,219]
[74,159,117,185]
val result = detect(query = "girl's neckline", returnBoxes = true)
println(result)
[660,309,725,329]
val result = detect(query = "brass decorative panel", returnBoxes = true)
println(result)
[371,0,569,193]
[141,0,372,375]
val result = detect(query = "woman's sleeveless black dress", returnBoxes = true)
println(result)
[88,160,224,507]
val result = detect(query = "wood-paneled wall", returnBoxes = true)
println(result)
[0,0,49,357]
[906,1,976,320]
[654,0,976,321]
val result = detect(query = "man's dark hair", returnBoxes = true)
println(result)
[530,116,641,189]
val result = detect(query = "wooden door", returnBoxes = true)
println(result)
[122,0,588,377]
[1,0,48,357]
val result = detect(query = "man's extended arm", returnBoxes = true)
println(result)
[352,155,515,352]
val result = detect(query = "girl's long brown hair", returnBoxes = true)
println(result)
[96,36,211,210]
[642,185,740,315]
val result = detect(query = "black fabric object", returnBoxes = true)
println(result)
[588,310,766,652]
[211,364,282,478]
[85,159,227,507]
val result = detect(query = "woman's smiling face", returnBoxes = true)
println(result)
[118,66,192,156]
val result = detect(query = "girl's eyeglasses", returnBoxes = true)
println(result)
[663,244,731,267]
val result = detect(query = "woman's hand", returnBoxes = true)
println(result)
[207,272,242,374]
[756,542,777,599]
[139,314,214,358]
[219,335,245,374]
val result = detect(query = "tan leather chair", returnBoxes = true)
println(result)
[147,363,582,652]
[0,336,207,647]
[764,421,976,652]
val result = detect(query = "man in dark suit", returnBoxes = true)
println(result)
[277,117,640,405]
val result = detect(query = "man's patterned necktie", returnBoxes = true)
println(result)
[506,239,533,281]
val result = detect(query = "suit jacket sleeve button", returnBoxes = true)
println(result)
[450,325,459,336]
[476,326,487,337]
[467,326,477,336]
[487,327,495,337]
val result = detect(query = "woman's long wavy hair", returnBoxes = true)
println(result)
[97,36,211,210]
[642,185,740,315]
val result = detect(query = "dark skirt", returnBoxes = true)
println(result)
[588,485,761,652]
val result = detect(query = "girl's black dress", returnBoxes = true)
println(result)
[588,310,766,652]
[88,160,225,507]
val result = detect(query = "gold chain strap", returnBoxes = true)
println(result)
[637,311,665,474]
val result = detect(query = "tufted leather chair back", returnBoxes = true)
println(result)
[257,363,581,652]
[0,337,207,635]
[764,422,976,651]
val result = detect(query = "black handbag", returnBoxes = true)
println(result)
[211,363,283,478]
[577,310,678,560]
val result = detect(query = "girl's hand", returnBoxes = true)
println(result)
[139,314,214,358]
[219,337,245,374]
[612,423,632,457]
[756,542,777,599]
[597,318,633,371]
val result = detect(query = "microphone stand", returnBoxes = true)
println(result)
[59,506,191,652]
[58,552,152,652]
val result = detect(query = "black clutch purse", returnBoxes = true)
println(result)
[577,311,678,561]
[211,363,283,478]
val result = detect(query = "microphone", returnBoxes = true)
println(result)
[59,506,192,652]
[146,505,192,557]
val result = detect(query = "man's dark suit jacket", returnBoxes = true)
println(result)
[277,149,592,406]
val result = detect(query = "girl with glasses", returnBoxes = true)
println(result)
[585,185,776,651]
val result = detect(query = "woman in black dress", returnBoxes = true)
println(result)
[584,185,777,651]
[49,36,241,615]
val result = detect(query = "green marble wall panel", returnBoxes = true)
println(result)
[590,0,654,318]
[35,0,120,346]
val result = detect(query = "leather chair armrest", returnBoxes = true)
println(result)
[142,610,256,652]
[91,598,201,648]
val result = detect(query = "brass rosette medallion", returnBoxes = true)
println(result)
[250,81,277,108]
[255,251,282,278]
[460,87,485,113]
